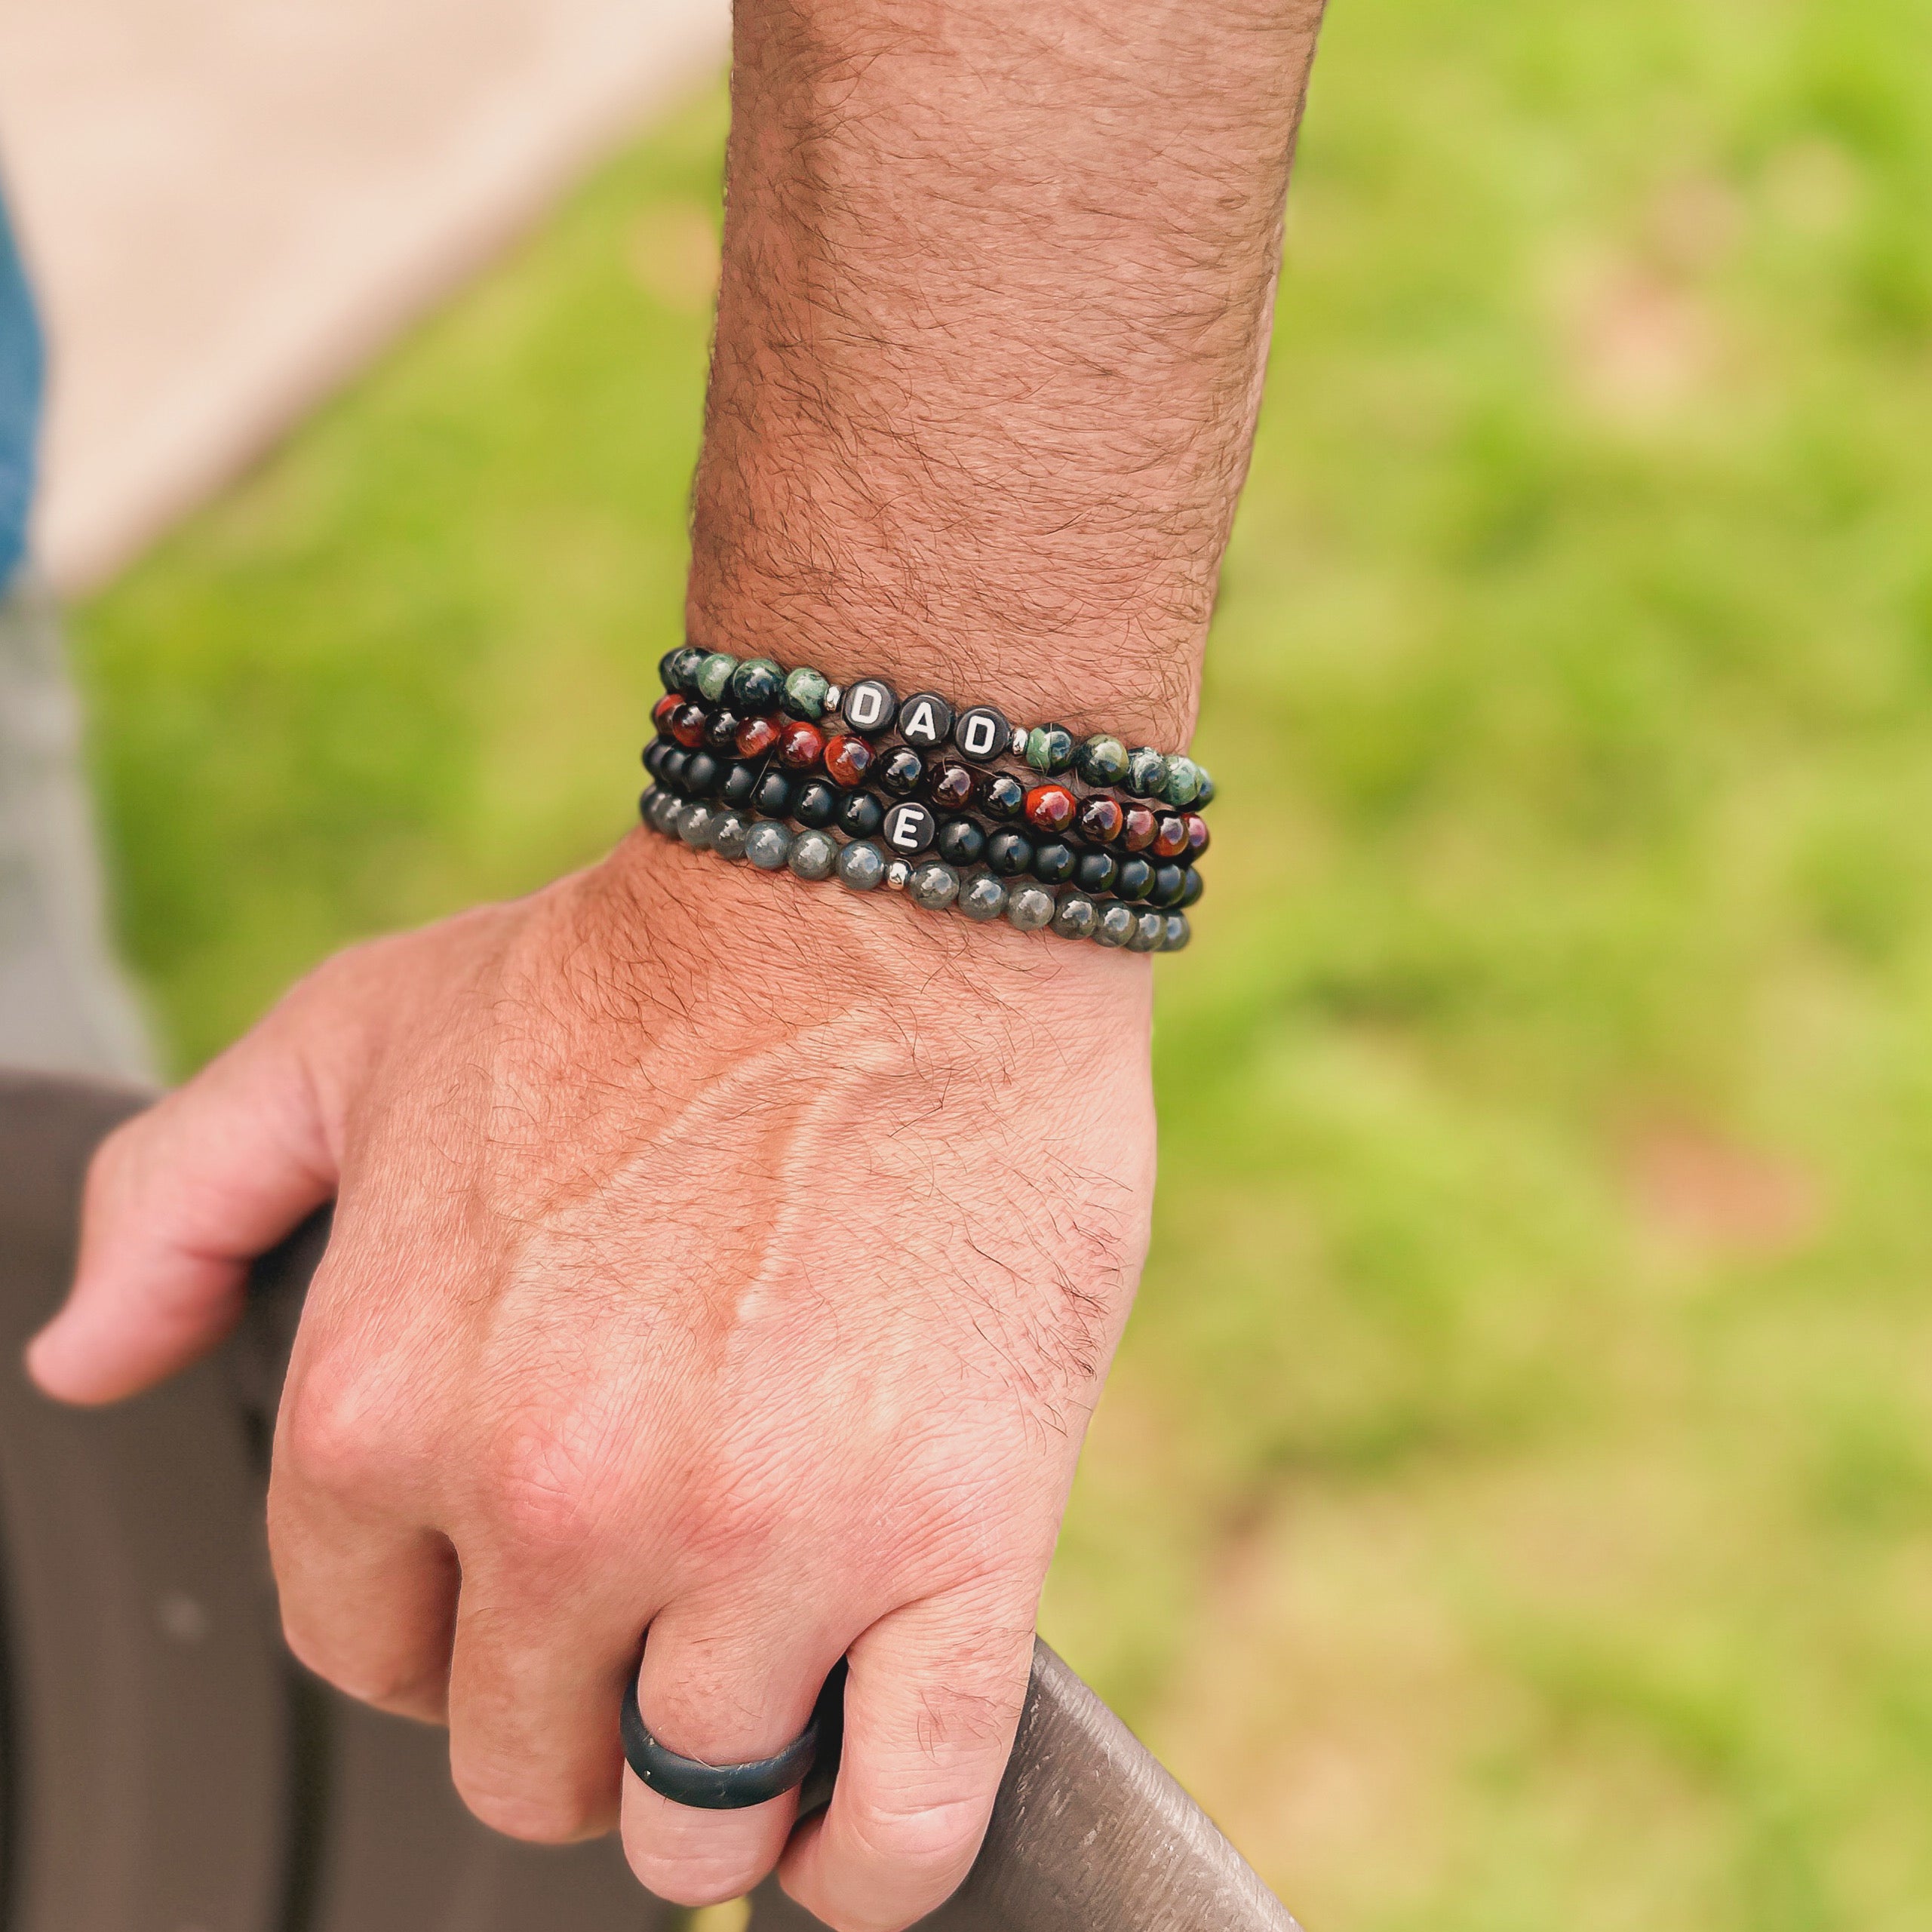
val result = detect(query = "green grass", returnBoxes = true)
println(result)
[72,2,1932,1924]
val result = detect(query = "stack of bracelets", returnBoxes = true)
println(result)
[637,644,1212,953]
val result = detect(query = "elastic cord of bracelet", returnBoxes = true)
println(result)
[640,784,1190,954]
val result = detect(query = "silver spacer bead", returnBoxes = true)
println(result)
[1009,724,1031,757]
[824,683,843,713]
[885,859,911,891]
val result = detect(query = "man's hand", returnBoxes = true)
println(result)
[28,830,1154,1929]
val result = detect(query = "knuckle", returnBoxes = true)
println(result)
[481,1403,625,1559]
[281,1368,393,1498]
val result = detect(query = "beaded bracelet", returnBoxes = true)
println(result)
[640,782,1190,953]
[657,647,1213,811]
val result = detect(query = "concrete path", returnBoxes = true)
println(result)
[0,0,729,593]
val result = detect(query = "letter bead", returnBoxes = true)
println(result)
[840,677,898,735]
[954,705,1012,763]
[883,800,938,854]
[897,691,955,748]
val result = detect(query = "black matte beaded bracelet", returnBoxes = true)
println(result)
[640,784,1190,954]
[657,646,1214,812]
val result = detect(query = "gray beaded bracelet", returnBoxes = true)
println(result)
[640,785,1189,953]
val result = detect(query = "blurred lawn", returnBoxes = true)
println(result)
[72,2,1932,1926]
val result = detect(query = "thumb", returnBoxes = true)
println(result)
[28,1021,337,1405]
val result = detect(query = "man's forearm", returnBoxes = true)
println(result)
[691,0,1325,748]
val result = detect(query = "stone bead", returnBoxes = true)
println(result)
[908,862,961,910]
[978,772,1025,821]
[1023,783,1077,835]
[745,822,793,871]
[712,810,753,860]
[1120,805,1158,852]
[788,828,839,881]
[1007,884,1056,932]
[824,733,875,788]
[1094,903,1137,948]
[640,786,678,834]
[1178,866,1204,909]
[720,760,761,807]
[879,747,926,797]
[957,873,1008,922]
[681,751,721,797]
[652,692,681,733]
[731,657,785,713]
[1074,849,1119,895]
[954,705,1011,763]
[937,817,985,866]
[1148,862,1187,907]
[1194,769,1217,808]
[794,780,840,828]
[736,714,783,759]
[1076,734,1130,788]
[778,720,825,770]
[669,702,708,749]
[1052,893,1099,941]
[696,652,739,702]
[658,748,690,791]
[677,801,719,848]
[1161,914,1192,951]
[838,790,885,839]
[1129,911,1166,952]
[782,666,831,720]
[1161,755,1203,807]
[840,677,898,736]
[1153,814,1190,860]
[838,840,886,890]
[1185,813,1211,856]
[665,644,707,693]
[1025,723,1077,773]
[1124,747,1166,797]
[642,739,672,781]
[986,828,1034,877]
[704,707,743,751]
[885,860,912,891]
[1116,855,1154,901]
[1077,794,1124,844]
[882,800,938,856]
[897,691,955,748]
[926,761,975,812]
[752,770,795,819]
[1031,840,1076,885]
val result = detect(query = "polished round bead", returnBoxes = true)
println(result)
[882,800,938,856]
[1178,866,1204,909]
[1161,914,1192,951]
[788,828,839,881]
[1116,855,1154,900]
[1124,747,1166,797]
[736,714,783,759]
[669,702,708,749]
[879,747,926,797]
[953,705,1012,763]
[1094,903,1137,948]
[838,790,885,839]
[936,817,986,867]
[1074,849,1119,895]
[745,822,793,871]
[639,786,677,834]
[840,677,898,736]
[652,692,682,733]
[837,840,886,890]
[1153,814,1190,860]
[1077,794,1124,844]
[1023,783,1077,835]
[1032,840,1076,885]
[712,810,753,860]
[681,751,721,797]
[986,828,1034,877]
[783,666,831,720]
[1120,805,1159,852]
[752,770,795,819]
[705,708,745,753]
[908,862,961,910]
[978,772,1026,821]
[665,644,708,693]
[677,801,719,847]
[1025,724,1076,774]
[731,657,785,713]
[658,748,690,792]
[1129,911,1166,952]
[1193,768,1216,808]
[957,873,1008,922]
[897,691,954,748]
[778,720,825,770]
[824,733,875,788]
[1162,755,1203,808]
[1075,734,1130,788]
[1148,862,1187,907]
[1185,813,1210,856]
[642,738,673,780]
[696,653,739,702]
[1006,884,1056,932]
[885,859,912,891]
[794,779,840,828]
[1052,893,1100,941]
[926,761,975,811]
[720,760,761,807]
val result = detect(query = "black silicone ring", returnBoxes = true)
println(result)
[621,1668,842,1811]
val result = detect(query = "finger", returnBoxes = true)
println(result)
[619,1597,848,1907]
[27,1021,335,1403]
[780,1590,1033,1932]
